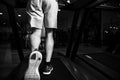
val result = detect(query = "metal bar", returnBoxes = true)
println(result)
[70,9,89,60]
[66,10,80,57]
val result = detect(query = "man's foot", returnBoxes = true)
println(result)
[43,65,53,75]
[24,50,42,80]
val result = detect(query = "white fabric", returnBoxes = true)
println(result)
[26,0,58,29]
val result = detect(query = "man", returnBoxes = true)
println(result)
[24,0,58,79]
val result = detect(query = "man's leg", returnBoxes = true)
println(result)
[24,28,43,80]
[30,29,42,51]
[42,0,58,75]
[26,0,44,51]
[25,0,44,79]
[42,28,54,75]
[45,29,54,62]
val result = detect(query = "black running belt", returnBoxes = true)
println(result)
[5,58,76,80]
[40,58,76,80]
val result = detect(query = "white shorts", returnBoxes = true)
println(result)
[26,0,58,29]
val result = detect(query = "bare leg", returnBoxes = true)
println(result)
[30,29,42,51]
[45,29,54,62]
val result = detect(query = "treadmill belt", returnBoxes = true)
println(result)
[5,58,76,80]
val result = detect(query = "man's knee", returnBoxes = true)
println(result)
[30,27,42,37]
[46,28,55,33]
[45,28,55,39]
